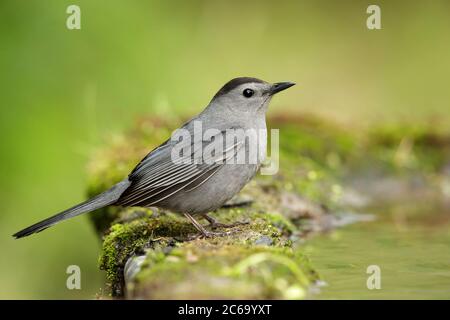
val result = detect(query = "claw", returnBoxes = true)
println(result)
[184,213,247,241]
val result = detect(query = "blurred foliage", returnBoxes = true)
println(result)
[1,0,450,298]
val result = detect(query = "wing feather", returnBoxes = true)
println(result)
[117,130,243,207]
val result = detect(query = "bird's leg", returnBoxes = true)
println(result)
[184,213,208,235]
[184,213,236,239]
[203,214,249,230]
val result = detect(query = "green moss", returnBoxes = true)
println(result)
[99,211,197,296]
[367,123,450,173]
[89,207,122,235]
[98,204,306,297]
[131,243,318,299]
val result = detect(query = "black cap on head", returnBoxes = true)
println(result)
[213,77,265,99]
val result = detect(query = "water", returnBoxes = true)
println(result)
[305,200,450,299]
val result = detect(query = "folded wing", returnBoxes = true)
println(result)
[117,130,243,207]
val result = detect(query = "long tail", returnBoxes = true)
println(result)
[13,179,131,239]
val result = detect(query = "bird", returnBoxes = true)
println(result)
[13,77,295,239]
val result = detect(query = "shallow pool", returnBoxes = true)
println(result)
[305,199,450,299]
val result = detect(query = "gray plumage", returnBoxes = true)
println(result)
[13,77,294,238]
[13,180,131,237]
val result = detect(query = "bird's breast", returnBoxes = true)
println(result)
[257,127,267,165]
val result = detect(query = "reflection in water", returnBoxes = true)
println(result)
[305,199,450,299]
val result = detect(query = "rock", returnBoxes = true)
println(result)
[280,192,325,219]
[124,255,146,284]
[254,235,273,246]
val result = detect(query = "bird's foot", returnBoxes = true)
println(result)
[203,214,249,230]
[184,213,244,240]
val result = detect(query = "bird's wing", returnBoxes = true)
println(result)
[117,130,243,207]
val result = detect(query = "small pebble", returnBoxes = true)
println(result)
[124,255,146,284]
[254,235,273,246]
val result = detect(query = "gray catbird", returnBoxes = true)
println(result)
[13,77,294,239]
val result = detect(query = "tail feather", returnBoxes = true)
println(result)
[13,180,131,239]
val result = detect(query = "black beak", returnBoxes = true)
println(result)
[269,82,296,95]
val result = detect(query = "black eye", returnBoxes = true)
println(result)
[243,88,254,98]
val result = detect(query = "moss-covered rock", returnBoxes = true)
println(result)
[131,242,316,299]
[88,113,450,298]
[97,196,319,297]
[99,209,197,296]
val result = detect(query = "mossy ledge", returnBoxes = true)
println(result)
[90,114,449,298]
[97,174,324,298]
[99,206,318,298]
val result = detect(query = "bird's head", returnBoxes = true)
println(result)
[209,77,295,114]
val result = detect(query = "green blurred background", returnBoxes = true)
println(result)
[0,0,449,299]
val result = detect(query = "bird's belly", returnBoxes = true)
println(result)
[156,163,258,214]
